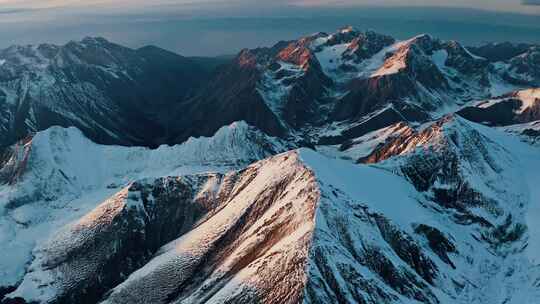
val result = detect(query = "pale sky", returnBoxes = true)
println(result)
[0,0,539,55]
[1,0,540,14]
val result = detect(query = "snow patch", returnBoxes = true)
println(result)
[431,50,448,69]
[315,43,351,76]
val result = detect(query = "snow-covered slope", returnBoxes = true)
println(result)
[499,120,540,145]
[0,122,289,299]
[304,118,540,303]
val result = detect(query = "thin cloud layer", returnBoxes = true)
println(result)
[523,0,540,5]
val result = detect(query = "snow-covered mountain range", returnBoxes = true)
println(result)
[1,27,540,304]
[0,38,226,148]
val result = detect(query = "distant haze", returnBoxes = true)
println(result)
[0,1,539,56]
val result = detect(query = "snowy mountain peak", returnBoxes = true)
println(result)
[358,115,476,163]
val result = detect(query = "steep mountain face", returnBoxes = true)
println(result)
[168,33,336,143]
[0,38,225,147]
[168,48,290,142]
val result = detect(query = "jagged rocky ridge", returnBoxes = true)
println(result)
[1,27,540,304]
[167,27,539,147]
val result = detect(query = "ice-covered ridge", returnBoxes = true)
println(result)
[98,150,318,304]
[300,148,427,226]
[0,121,288,290]
[369,35,429,77]
[20,121,285,188]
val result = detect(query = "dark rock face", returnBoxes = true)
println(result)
[522,126,540,139]
[275,40,333,128]
[414,224,457,268]
[458,99,523,126]
[307,190,441,304]
[334,74,420,122]
[398,149,494,216]
[372,215,438,285]
[341,104,426,141]
[169,54,287,142]
[442,41,488,75]
[168,35,338,142]
[0,288,17,303]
